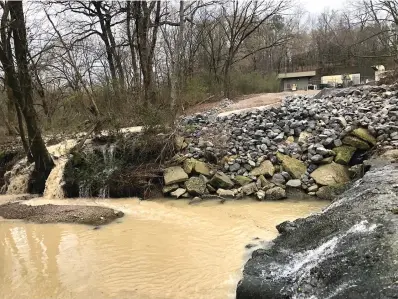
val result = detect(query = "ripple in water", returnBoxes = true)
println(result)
[0,196,326,299]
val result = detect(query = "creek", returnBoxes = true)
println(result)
[0,196,326,299]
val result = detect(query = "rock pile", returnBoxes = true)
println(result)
[165,84,398,200]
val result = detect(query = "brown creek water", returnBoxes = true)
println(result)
[0,196,327,299]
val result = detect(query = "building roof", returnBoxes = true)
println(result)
[278,71,316,79]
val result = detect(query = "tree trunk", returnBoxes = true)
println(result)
[170,1,184,112]
[9,1,54,193]
[105,17,125,89]
[223,57,232,99]
[133,1,160,105]
[92,2,118,90]
[126,1,140,94]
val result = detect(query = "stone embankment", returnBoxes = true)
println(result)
[162,85,398,200]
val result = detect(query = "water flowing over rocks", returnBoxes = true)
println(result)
[236,163,398,299]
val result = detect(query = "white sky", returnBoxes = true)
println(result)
[303,0,346,14]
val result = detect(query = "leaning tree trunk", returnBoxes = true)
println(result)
[9,1,54,193]
[223,58,232,99]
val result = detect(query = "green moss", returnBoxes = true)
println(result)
[316,184,349,200]
[276,153,306,179]
[351,128,377,146]
[333,146,356,165]
[235,175,252,186]
[342,136,370,150]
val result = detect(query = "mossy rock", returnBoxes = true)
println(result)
[351,128,377,146]
[276,152,306,179]
[342,136,370,150]
[316,183,349,200]
[235,175,252,186]
[333,146,356,165]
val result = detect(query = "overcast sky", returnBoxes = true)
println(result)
[303,0,346,14]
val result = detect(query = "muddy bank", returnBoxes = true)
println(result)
[236,162,398,299]
[0,201,124,225]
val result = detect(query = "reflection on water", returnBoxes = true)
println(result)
[0,197,326,299]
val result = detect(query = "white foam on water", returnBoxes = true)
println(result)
[267,220,378,280]
[324,282,357,299]
[43,158,68,199]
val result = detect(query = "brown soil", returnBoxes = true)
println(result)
[0,202,124,225]
[185,90,319,115]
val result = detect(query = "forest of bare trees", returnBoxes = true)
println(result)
[0,0,397,189]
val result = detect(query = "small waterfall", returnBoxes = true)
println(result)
[4,139,78,197]
[98,185,110,198]
[43,158,68,199]
[96,144,117,198]
[101,144,116,165]
[5,158,33,195]
[42,139,79,199]
[79,182,92,198]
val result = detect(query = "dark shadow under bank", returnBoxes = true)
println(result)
[236,163,398,299]
[63,133,174,198]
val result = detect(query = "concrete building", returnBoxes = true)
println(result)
[278,71,317,91]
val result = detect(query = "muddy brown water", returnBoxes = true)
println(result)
[0,196,327,299]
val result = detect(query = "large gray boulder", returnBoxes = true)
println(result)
[242,182,258,195]
[184,176,206,195]
[250,160,275,177]
[163,166,188,185]
[209,171,234,189]
[237,164,398,299]
[265,186,286,200]
[286,179,301,188]
[310,162,350,186]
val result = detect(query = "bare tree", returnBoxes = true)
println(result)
[219,0,290,97]
[0,1,54,192]
[132,1,162,105]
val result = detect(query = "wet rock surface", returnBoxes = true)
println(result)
[0,202,124,225]
[236,163,398,299]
